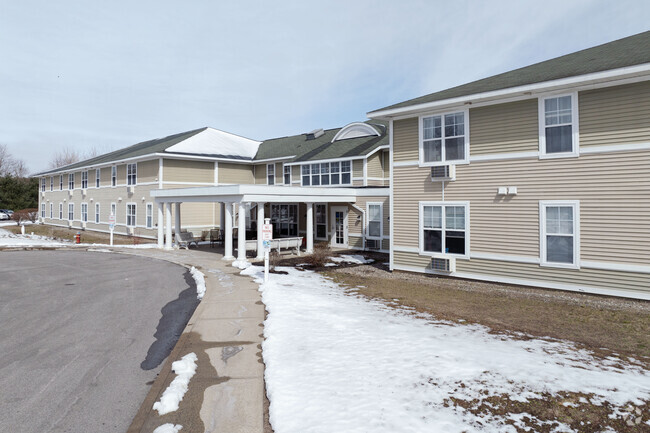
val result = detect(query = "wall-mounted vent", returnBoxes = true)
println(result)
[427,257,455,273]
[366,239,380,250]
[430,165,456,181]
[305,128,325,140]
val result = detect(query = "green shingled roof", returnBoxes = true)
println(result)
[34,128,207,176]
[254,120,388,162]
[371,31,650,114]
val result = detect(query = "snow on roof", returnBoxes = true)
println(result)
[165,127,261,159]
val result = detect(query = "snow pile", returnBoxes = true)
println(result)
[329,254,374,265]
[153,424,183,433]
[243,266,650,432]
[0,228,71,247]
[189,266,206,300]
[152,353,198,415]
[231,259,251,269]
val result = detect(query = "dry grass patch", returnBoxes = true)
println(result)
[5,224,149,246]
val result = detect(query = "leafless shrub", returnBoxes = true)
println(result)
[304,242,332,268]
[12,208,38,225]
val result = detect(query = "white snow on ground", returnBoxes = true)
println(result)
[153,424,183,433]
[0,228,71,247]
[189,266,206,300]
[0,221,33,227]
[152,353,198,415]
[329,254,374,265]
[241,266,650,433]
[231,259,251,269]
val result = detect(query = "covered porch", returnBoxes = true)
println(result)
[150,185,360,263]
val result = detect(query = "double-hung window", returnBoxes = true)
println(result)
[419,202,469,258]
[95,169,100,187]
[315,204,327,239]
[539,93,578,157]
[41,203,45,218]
[95,203,100,224]
[146,203,153,228]
[301,161,352,186]
[81,203,88,222]
[127,163,137,186]
[267,164,275,185]
[126,204,136,227]
[50,203,53,218]
[419,110,468,165]
[59,175,63,190]
[111,203,117,220]
[68,173,74,190]
[41,178,46,192]
[540,201,579,268]
[283,164,291,185]
[81,171,88,189]
[50,177,53,191]
[111,166,117,187]
[59,203,63,219]
[367,203,382,239]
[68,203,74,221]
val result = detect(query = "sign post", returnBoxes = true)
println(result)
[108,213,115,246]
[262,218,273,283]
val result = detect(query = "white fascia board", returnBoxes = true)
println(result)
[156,153,252,164]
[35,154,160,177]
[367,63,650,119]
[355,188,390,197]
[253,156,296,163]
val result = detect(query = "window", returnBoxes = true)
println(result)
[126,204,136,226]
[59,203,63,219]
[283,164,291,185]
[315,204,327,239]
[41,178,45,192]
[540,201,579,268]
[111,166,117,187]
[270,204,298,237]
[301,161,352,186]
[267,164,275,185]
[420,110,468,165]
[127,163,137,186]
[81,203,88,222]
[68,203,74,221]
[539,93,578,157]
[81,171,88,189]
[50,203,53,218]
[50,177,53,191]
[68,173,74,190]
[95,203,100,224]
[111,203,117,220]
[367,203,382,239]
[146,203,153,228]
[59,175,63,190]
[41,203,45,218]
[95,169,100,188]
[419,202,469,258]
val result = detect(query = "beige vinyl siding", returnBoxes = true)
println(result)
[349,195,390,238]
[254,164,266,184]
[138,159,158,182]
[218,163,254,184]
[367,153,383,178]
[469,99,538,155]
[392,166,443,246]
[353,160,364,178]
[349,236,363,249]
[393,118,419,162]
[100,167,112,187]
[275,163,283,184]
[456,258,649,298]
[579,81,650,148]
[382,150,390,179]
[393,250,431,268]
[292,165,301,185]
[163,159,214,183]
[117,165,126,185]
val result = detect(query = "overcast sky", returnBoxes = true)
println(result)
[1,0,649,173]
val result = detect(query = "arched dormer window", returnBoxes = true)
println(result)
[332,122,381,142]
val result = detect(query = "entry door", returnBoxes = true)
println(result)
[330,206,348,247]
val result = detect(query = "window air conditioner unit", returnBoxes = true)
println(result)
[81,221,87,229]
[127,226,135,236]
[68,190,73,198]
[428,257,456,273]
[68,220,73,228]
[366,239,380,250]
[82,189,87,197]
[430,165,455,181]
[127,185,135,194]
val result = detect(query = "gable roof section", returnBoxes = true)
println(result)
[370,31,650,116]
[254,120,388,163]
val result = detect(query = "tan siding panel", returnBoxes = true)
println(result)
[117,165,126,184]
[138,159,158,182]
[393,251,431,268]
[470,99,538,155]
[580,81,650,147]
[292,165,301,184]
[353,160,364,178]
[100,167,112,187]
[367,153,383,178]
[254,164,266,184]
[393,118,419,162]
[163,159,214,183]
[218,163,254,184]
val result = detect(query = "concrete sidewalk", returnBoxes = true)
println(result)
[121,247,267,433]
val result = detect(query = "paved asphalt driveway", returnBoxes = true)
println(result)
[0,250,199,433]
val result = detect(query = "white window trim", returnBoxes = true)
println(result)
[49,202,53,218]
[366,202,383,240]
[126,202,137,227]
[111,202,117,222]
[418,108,470,167]
[300,160,353,187]
[314,203,328,240]
[283,164,291,185]
[50,177,53,191]
[146,202,153,228]
[418,201,470,259]
[539,200,580,269]
[267,163,275,185]
[95,168,101,188]
[127,163,137,186]
[68,203,74,221]
[111,166,117,187]
[538,92,580,159]
[59,175,63,190]
[81,202,88,222]
[68,173,74,190]
[95,203,100,224]
[81,171,88,189]
[59,203,63,220]
[41,203,45,218]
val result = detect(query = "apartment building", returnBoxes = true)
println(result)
[368,31,650,300]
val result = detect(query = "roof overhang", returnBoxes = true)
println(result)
[368,63,650,119]
[150,184,389,203]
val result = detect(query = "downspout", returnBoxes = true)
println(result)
[350,203,366,250]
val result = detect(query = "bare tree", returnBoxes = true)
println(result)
[0,144,27,177]
[11,159,27,177]
[49,146,81,169]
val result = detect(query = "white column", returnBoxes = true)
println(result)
[174,203,181,247]
[157,202,164,248]
[256,202,265,259]
[223,202,234,260]
[165,202,172,250]
[237,202,247,262]
[220,202,225,230]
[306,202,314,253]
[232,202,237,227]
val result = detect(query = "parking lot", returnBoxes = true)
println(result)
[0,250,199,433]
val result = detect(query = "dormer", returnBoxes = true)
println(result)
[332,122,382,142]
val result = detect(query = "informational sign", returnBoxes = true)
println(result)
[263,240,271,250]
[262,223,273,240]
[108,214,116,230]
